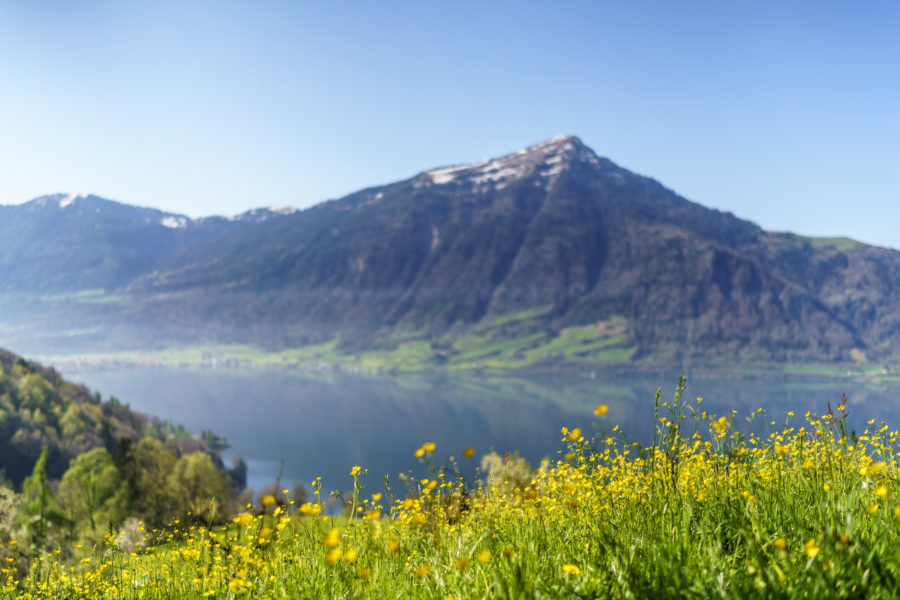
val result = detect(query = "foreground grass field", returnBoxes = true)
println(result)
[5,378,900,599]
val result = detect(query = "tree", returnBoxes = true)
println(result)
[58,447,127,540]
[130,438,180,526]
[167,452,226,523]
[17,445,68,548]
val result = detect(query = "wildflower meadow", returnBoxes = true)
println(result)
[5,377,900,599]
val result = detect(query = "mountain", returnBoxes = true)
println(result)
[0,194,295,293]
[3,137,900,367]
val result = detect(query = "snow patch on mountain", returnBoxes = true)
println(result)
[58,194,84,208]
[161,216,188,229]
[420,135,607,190]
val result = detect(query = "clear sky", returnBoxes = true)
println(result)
[1,1,898,247]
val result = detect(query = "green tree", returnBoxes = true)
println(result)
[17,445,68,548]
[167,452,226,523]
[58,447,127,540]
[130,438,180,526]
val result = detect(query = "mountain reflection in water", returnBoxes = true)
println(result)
[61,367,900,496]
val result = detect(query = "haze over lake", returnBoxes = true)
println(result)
[58,366,900,496]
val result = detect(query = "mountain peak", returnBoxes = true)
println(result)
[421,135,610,190]
[28,193,92,208]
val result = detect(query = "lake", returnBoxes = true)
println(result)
[59,366,900,498]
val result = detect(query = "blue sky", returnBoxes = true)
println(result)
[1,1,898,246]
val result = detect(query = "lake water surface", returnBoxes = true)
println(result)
[59,367,900,497]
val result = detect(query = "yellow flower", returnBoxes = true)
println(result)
[866,462,887,477]
[232,513,253,526]
[455,558,470,570]
[594,404,609,417]
[823,483,832,492]
[423,442,436,453]
[325,548,342,563]
[876,485,888,498]
[299,502,322,516]
[867,504,879,514]
[773,538,787,550]
[462,446,475,459]
[476,550,490,563]
[568,428,582,442]
[350,466,361,476]
[371,492,382,502]
[712,416,729,436]
[414,448,425,458]
[502,547,516,558]
[358,568,371,579]
[415,564,430,577]
[562,564,580,575]
[321,528,341,548]
[343,548,358,562]
[261,494,276,506]
[804,539,819,559]
[387,537,400,553]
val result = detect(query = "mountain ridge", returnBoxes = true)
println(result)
[1,137,898,368]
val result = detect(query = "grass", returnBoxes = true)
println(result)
[7,379,900,598]
[802,236,867,251]
[484,306,552,328]
[38,317,638,374]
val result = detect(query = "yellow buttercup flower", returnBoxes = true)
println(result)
[562,564,580,575]
[866,462,887,477]
[594,404,609,416]
[805,539,820,559]
[712,416,729,436]
[232,513,253,526]
[462,446,475,459]
[321,528,341,548]
[299,502,322,516]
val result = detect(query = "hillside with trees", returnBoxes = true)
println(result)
[0,347,243,558]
